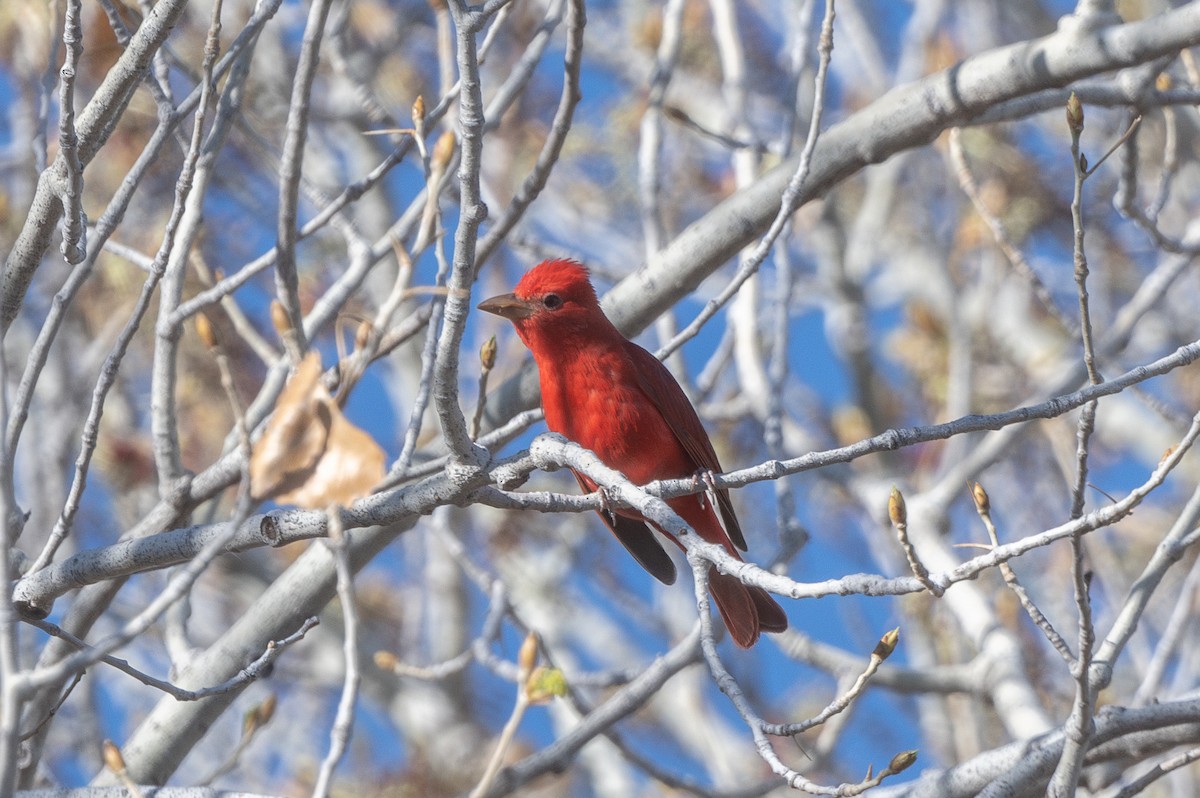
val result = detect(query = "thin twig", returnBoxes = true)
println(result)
[17,671,82,743]
[1050,94,1122,797]
[888,487,942,596]
[470,634,538,798]
[971,482,1074,664]
[432,1,494,465]
[767,629,899,737]
[1106,745,1200,798]
[1115,115,1200,255]
[470,337,496,440]
[1132,509,1200,706]
[0,290,21,794]
[25,616,317,702]
[147,0,230,497]
[636,0,686,259]
[199,693,277,786]
[57,0,86,264]
[311,509,360,798]
[946,128,1074,333]
[274,0,336,351]
[393,247,452,475]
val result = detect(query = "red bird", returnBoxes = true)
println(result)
[478,259,787,647]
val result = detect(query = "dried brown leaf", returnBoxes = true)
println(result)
[250,352,385,507]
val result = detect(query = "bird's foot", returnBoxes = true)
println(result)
[692,469,720,510]
[598,485,619,524]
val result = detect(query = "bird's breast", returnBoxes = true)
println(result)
[539,348,682,485]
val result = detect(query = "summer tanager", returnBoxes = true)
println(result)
[478,259,787,647]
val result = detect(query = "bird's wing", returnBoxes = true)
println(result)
[572,470,678,585]
[624,341,747,551]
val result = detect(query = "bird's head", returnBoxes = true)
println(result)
[477,259,610,346]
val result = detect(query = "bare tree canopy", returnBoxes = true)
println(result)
[3,0,1200,796]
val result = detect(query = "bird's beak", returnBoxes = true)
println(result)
[477,292,534,321]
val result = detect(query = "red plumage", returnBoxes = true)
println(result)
[479,259,787,648]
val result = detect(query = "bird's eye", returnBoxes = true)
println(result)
[542,293,563,310]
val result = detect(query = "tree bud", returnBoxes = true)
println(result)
[1066,92,1084,134]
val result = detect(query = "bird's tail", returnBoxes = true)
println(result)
[707,567,788,648]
